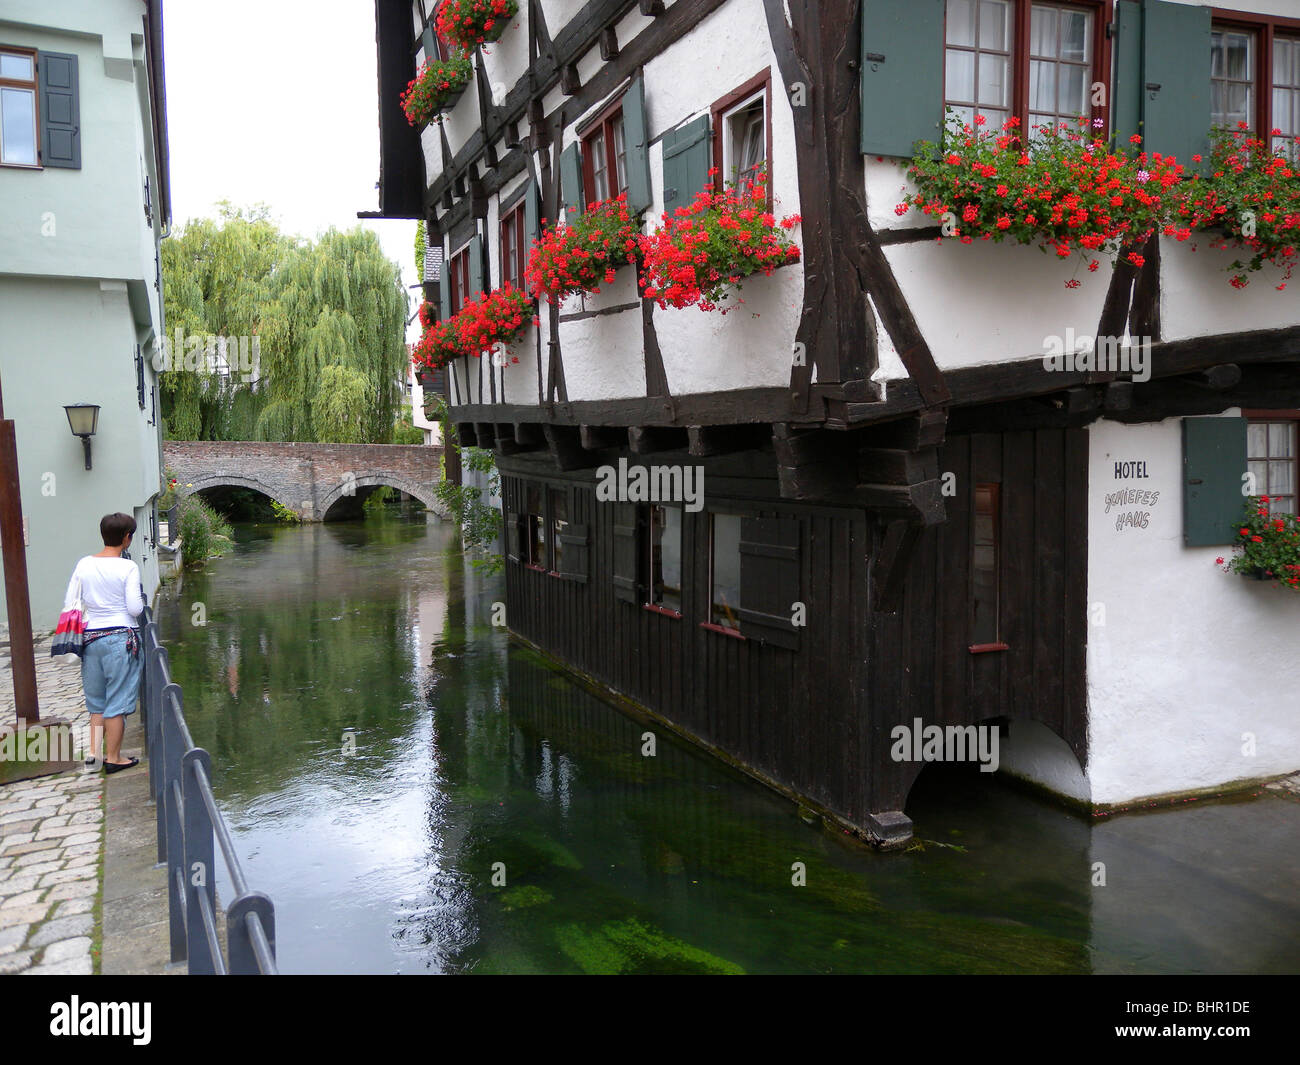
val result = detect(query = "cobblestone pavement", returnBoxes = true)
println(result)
[0,637,104,975]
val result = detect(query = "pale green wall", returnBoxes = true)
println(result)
[0,0,167,629]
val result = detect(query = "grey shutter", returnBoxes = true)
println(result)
[439,242,451,319]
[421,25,437,63]
[860,0,944,157]
[560,142,584,216]
[612,502,640,603]
[622,74,653,213]
[737,516,801,649]
[662,116,711,212]
[1142,0,1211,170]
[1183,417,1247,547]
[505,480,521,562]
[558,523,589,583]
[469,233,484,296]
[1112,2,1142,150]
[38,51,80,169]
[524,179,540,244]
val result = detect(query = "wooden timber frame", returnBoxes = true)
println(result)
[383,0,1300,845]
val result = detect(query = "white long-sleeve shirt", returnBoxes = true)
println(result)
[65,556,146,629]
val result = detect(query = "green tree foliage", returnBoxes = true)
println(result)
[415,219,426,283]
[161,204,411,444]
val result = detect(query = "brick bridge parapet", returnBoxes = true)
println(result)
[164,440,448,521]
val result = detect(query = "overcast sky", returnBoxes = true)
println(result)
[163,0,421,332]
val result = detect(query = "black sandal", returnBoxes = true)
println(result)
[103,757,139,774]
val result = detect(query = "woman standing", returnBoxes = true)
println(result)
[63,512,147,772]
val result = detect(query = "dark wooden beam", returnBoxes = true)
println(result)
[686,424,771,456]
[545,424,602,469]
[580,424,624,450]
[628,425,688,454]
[871,519,922,614]
[638,0,665,13]
[599,26,619,59]
[1194,363,1242,390]
[560,63,581,94]
[513,422,546,447]
[1104,380,1135,412]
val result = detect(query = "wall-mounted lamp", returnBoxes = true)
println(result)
[64,403,100,470]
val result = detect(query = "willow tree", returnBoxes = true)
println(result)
[161,207,409,443]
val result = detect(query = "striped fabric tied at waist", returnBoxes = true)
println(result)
[83,627,141,659]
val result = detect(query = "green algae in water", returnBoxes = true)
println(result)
[501,885,554,911]
[556,918,745,975]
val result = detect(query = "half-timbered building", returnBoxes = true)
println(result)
[371,0,1300,845]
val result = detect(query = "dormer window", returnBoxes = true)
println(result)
[0,48,38,167]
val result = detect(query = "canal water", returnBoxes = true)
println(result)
[153,514,1300,974]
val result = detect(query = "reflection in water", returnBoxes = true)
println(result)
[155,517,1300,974]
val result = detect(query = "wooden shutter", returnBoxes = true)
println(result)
[737,516,801,650]
[558,523,590,583]
[860,0,944,157]
[662,116,711,212]
[1142,0,1211,170]
[560,142,584,216]
[38,51,80,169]
[623,74,653,213]
[504,479,521,562]
[439,244,451,319]
[469,233,484,296]
[1112,1,1142,150]
[611,502,640,603]
[524,179,540,245]
[1183,417,1247,547]
[421,25,437,63]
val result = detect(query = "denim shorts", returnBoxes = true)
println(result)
[81,632,142,718]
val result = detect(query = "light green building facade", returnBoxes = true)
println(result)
[0,0,170,628]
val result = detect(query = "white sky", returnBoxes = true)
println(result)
[162,0,422,337]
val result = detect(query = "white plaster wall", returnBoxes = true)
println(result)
[998,720,1091,803]
[1084,415,1300,805]
[1161,240,1299,342]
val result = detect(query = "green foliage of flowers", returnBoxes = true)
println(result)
[1173,126,1300,288]
[400,55,472,127]
[436,0,519,51]
[1219,496,1300,590]
[555,918,745,975]
[178,495,234,568]
[525,194,640,302]
[897,112,1188,280]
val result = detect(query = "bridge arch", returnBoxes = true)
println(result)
[317,472,448,522]
[181,474,306,519]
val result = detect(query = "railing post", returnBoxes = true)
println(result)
[151,643,170,865]
[181,747,216,975]
[162,683,187,964]
[227,892,276,975]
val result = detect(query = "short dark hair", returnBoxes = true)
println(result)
[100,512,136,547]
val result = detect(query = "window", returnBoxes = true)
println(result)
[1212,26,1255,130]
[524,484,545,567]
[647,504,683,614]
[0,47,38,167]
[712,71,771,194]
[448,242,472,314]
[1247,416,1297,516]
[971,483,1003,650]
[548,487,568,573]
[500,200,526,289]
[580,101,627,204]
[1206,15,1300,158]
[943,0,1100,135]
[708,512,743,631]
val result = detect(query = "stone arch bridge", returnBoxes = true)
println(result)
[164,441,448,521]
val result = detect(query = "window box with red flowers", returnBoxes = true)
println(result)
[435,0,519,52]
[895,113,1188,284]
[454,284,532,361]
[412,303,463,371]
[525,194,639,303]
[1172,126,1300,290]
[1217,496,1300,591]
[638,172,802,313]
[400,55,473,127]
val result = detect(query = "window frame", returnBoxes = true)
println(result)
[1243,409,1299,516]
[547,485,568,576]
[499,199,527,290]
[702,509,746,639]
[940,0,1111,138]
[0,45,40,170]
[711,69,773,201]
[447,240,472,315]
[1211,8,1300,155]
[644,503,684,619]
[578,94,628,206]
[969,481,1008,654]
[425,3,455,63]
[522,483,545,570]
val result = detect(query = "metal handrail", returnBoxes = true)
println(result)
[139,606,277,974]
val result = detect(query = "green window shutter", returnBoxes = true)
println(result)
[560,142,584,216]
[438,242,451,319]
[611,502,641,603]
[1142,0,1211,170]
[1183,416,1247,546]
[737,516,801,650]
[38,51,80,169]
[662,115,711,212]
[1112,1,1142,150]
[524,179,540,244]
[622,74,653,214]
[860,0,944,157]
[421,25,436,63]
[469,233,484,296]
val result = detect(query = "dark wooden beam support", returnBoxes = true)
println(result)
[638,0,665,13]
[457,422,479,447]
[856,447,939,486]
[560,63,581,94]
[686,424,771,457]
[854,410,948,450]
[474,422,498,448]
[599,26,619,60]
[871,519,923,614]
[627,425,687,454]
[1104,380,1135,412]
[469,175,488,218]
[513,422,546,447]
[1065,386,1102,416]
[1193,363,1242,390]
[544,424,602,469]
[854,480,945,526]
[580,424,624,450]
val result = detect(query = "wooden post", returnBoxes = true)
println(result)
[0,375,40,723]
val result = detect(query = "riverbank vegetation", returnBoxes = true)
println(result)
[178,496,234,568]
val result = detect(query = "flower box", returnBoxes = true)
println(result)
[1217,496,1300,591]
[400,55,473,127]
[436,0,519,52]
[526,195,639,303]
